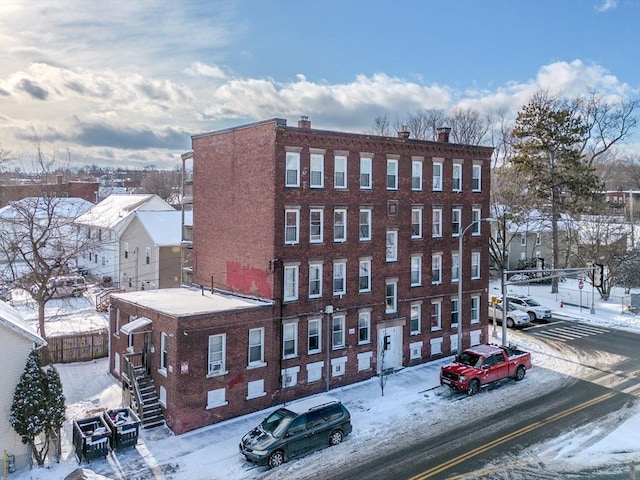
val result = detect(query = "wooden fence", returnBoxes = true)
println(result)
[42,330,109,364]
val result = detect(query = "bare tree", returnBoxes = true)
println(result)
[141,167,181,203]
[365,114,392,137]
[405,109,446,140]
[447,107,491,145]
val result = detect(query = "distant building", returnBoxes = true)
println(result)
[0,175,99,208]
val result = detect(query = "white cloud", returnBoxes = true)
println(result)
[596,0,617,13]
[184,63,227,79]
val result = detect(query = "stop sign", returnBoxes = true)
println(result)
[578,280,584,289]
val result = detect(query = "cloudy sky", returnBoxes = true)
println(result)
[1,0,638,170]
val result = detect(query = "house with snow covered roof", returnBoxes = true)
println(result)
[74,194,175,285]
[0,301,46,472]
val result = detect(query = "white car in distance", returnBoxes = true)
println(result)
[488,302,531,328]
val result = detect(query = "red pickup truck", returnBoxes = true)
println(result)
[440,344,532,395]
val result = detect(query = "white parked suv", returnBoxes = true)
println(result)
[488,302,531,328]
[506,295,552,322]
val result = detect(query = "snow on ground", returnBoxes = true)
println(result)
[6,280,640,480]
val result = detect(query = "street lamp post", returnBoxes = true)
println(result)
[457,217,495,357]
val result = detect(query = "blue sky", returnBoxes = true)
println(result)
[1,0,638,169]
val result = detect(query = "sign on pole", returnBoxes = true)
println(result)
[578,280,584,290]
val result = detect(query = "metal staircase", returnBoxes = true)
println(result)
[123,354,165,429]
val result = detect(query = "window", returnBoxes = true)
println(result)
[332,315,345,349]
[334,209,347,242]
[310,153,324,188]
[472,208,481,235]
[410,303,421,334]
[283,264,299,301]
[160,332,168,372]
[145,247,151,265]
[471,296,480,323]
[451,298,459,327]
[536,233,541,245]
[496,231,503,245]
[124,242,129,259]
[248,328,265,366]
[285,209,300,245]
[433,161,443,191]
[386,230,398,262]
[333,261,346,296]
[208,334,226,376]
[360,157,372,189]
[452,208,461,237]
[283,322,298,358]
[412,160,423,190]
[358,310,371,344]
[386,159,398,190]
[431,300,442,330]
[334,155,347,189]
[451,252,460,282]
[453,163,462,191]
[432,254,442,284]
[359,259,371,292]
[310,208,323,243]
[308,262,322,298]
[385,279,398,313]
[286,152,300,187]
[308,318,321,354]
[471,252,480,279]
[411,207,423,239]
[520,234,526,246]
[128,276,132,288]
[411,255,422,286]
[472,164,481,191]
[282,366,299,388]
[102,256,106,266]
[432,208,442,237]
[359,208,372,241]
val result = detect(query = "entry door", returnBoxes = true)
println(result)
[378,326,403,373]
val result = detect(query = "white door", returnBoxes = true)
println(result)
[378,326,403,373]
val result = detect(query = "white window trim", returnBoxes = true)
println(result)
[310,153,324,188]
[472,164,482,192]
[207,334,227,377]
[283,263,299,302]
[359,258,372,293]
[308,318,322,355]
[284,208,300,245]
[360,157,372,189]
[410,303,421,335]
[471,296,480,324]
[386,159,398,190]
[432,254,442,285]
[433,161,443,191]
[332,314,346,349]
[334,208,347,243]
[432,208,443,238]
[248,327,266,368]
[286,152,301,187]
[412,160,423,191]
[310,208,324,243]
[451,252,460,283]
[411,255,422,287]
[308,262,323,299]
[283,321,299,359]
[334,155,347,189]
[471,251,481,280]
[386,230,398,262]
[385,279,398,313]
[359,208,372,241]
[452,208,462,237]
[431,300,442,331]
[333,261,347,296]
[358,310,371,345]
[452,162,463,192]
[411,207,423,239]
[472,208,482,236]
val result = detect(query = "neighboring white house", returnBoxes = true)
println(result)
[0,301,47,472]
[119,210,183,292]
[74,194,175,285]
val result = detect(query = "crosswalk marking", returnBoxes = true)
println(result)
[533,323,610,342]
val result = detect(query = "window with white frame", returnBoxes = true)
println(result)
[411,255,422,286]
[472,164,481,191]
[308,262,322,298]
[386,230,398,262]
[307,362,323,383]
[411,207,423,238]
[359,258,371,292]
[124,242,129,259]
[471,296,480,323]
[206,388,227,408]
[357,351,372,371]
[334,209,347,242]
[310,153,324,188]
[387,159,398,190]
[431,300,442,330]
[433,161,443,191]
[145,247,151,265]
[283,264,299,301]
[247,379,265,400]
[286,152,300,187]
[333,260,346,296]
[208,334,226,376]
[360,157,372,189]
[283,322,298,358]
[451,298,459,327]
[308,318,321,354]
[310,208,323,243]
[285,209,300,245]
[432,253,442,284]
[471,252,480,279]
[452,162,462,191]
[472,208,481,235]
[358,310,371,344]
[160,332,168,372]
[385,279,398,313]
[332,315,346,349]
[282,366,299,388]
[412,160,423,190]
[451,252,460,282]
[248,328,265,366]
[410,303,421,334]
[433,207,442,237]
[452,208,461,236]
[334,155,347,189]
[359,208,372,241]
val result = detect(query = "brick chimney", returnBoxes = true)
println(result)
[398,125,410,139]
[437,127,451,143]
[298,116,311,129]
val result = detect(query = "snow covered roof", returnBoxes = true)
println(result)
[135,210,182,246]
[75,194,173,230]
[0,300,46,346]
[111,287,272,317]
[0,197,94,220]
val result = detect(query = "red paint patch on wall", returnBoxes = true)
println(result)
[226,262,272,298]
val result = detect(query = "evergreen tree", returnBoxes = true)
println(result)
[45,366,66,462]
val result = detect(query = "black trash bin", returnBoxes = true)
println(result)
[103,407,141,450]
[72,415,112,462]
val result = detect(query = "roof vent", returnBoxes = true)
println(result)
[437,127,451,143]
[398,125,410,139]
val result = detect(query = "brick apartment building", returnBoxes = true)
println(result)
[109,117,493,434]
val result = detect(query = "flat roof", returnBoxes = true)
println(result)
[111,287,272,317]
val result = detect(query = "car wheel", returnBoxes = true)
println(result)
[507,317,515,328]
[268,450,285,469]
[467,379,480,396]
[329,430,343,446]
[528,311,536,322]
[515,365,526,381]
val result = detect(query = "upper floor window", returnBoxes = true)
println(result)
[385,279,398,313]
[160,332,168,371]
[310,208,323,243]
[358,310,371,344]
[387,159,398,190]
[285,209,300,245]
[452,163,462,191]
[208,334,226,376]
[286,152,300,187]
[334,155,347,189]
[310,153,324,188]
[451,252,460,282]
[432,253,442,284]
[124,242,129,259]
[359,259,371,292]
[472,164,481,192]
[283,264,299,301]
[472,208,482,236]
[248,328,265,366]
[432,208,443,238]
[433,161,443,191]
[520,234,526,246]
[412,160,423,191]
[431,300,442,331]
[471,296,480,324]
[334,209,347,243]
[386,230,398,262]
[283,322,298,358]
[471,252,481,279]
[360,157,372,189]
[333,261,346,296]
[411,207,423,239]
[452,208,462,237]
[536,233,541,245]
[359,208,372,241]
[411,255,422,286]
[145,247,151,265]
[308,318,321,354]
[410,303,421,334]
[332,315,346,349]
[451,298,459,327]
[308,262,322,298]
